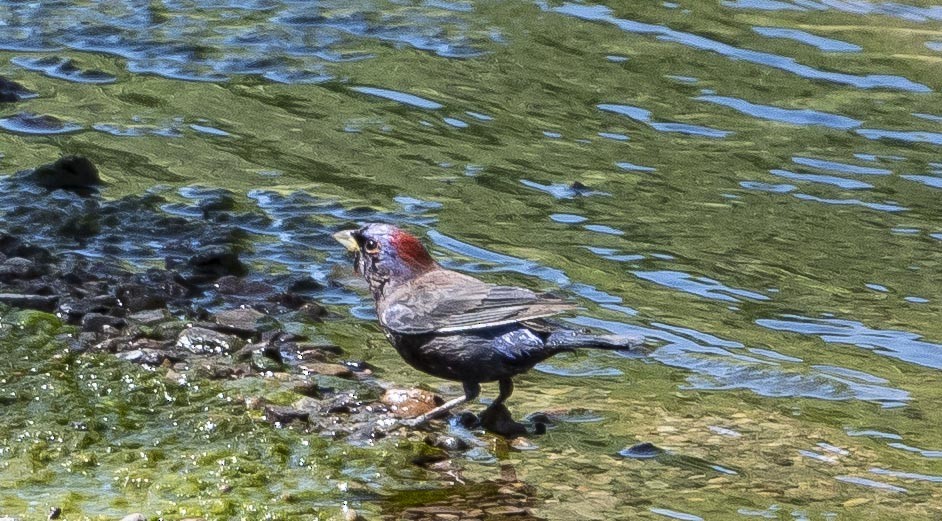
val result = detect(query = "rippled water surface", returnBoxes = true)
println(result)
[1,0,942,519]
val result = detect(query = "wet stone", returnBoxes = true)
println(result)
[117,348,177,366]
[302,362,353,378]
[81,312,127,333]
[381,388,443,418]
[0,256,43,281]
[264,405,309,426]
[128,308,171,325]
[28,155,101,190]
[425,434,470,452]
[177,244,247,283]
[0,293,58,311]
[116,282,170,312]
[212,307,272,336]
[176,326,243,354]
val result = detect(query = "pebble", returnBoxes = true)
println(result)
[177,326,242,354]
[301,362,353,378]
[381,388,442,418]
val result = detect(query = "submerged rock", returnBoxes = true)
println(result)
[0,76,34,102]
[27,155,101,190]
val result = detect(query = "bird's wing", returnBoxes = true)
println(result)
[379,270,576,335]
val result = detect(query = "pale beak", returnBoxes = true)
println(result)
[332,229,360,252]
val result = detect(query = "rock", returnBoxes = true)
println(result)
[264,405,309,426]
[119,514,145,521]
[293,301,328,320]
[0,256,43,281]
[47,506,61,520]
[176,326,242,354]
[128,309,171,325]
[81,313,127,333]
[0,76,34,102]
[508,437,539,451]
[291,381,321,398]
[116,282,169,312]
[214,275,273,296]
[0,293,58,311]
[250,350,282,373]
[212,308,272,336]
[425,434,470,452]
[176,245,247,284]
[57,295,121,323]
[301,362,353,379]
[29,155,101,190]
[116,349,177,366]
[381,388,443,418]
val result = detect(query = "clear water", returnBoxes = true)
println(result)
[1,0,941,519]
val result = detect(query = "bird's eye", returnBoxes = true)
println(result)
[363,239,380,254]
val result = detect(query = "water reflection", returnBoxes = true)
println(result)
[757,314,942,370]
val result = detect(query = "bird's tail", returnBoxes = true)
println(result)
[546,330,644,351]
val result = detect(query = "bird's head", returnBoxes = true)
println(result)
[333,223,438,297]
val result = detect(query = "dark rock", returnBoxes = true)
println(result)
[48,506,61,520]
[456,411,480,429]
[618,442,664,459]
[212,308,273,336]
[0,256,43,281]
[180,245,247,282]
[264,405,309,426]
[81,313,127,333]
[116,282,168,312]
[29,155,100,190]
[293,301,328,320]
[0,76,34,102]
[57,295,120,323]
[0,293,58,311]
[291,381,322,398]
[214,275,273,296]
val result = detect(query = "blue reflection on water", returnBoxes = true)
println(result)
[598,103,732,138]
[351,86,444,109]
[552,3,930,92]
[568,316,910,406]
[757,314,942,369]
[752,26,861,52]
[696,95,861,129]
[632,270,770,302]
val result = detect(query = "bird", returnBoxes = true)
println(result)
[333,223,643,429]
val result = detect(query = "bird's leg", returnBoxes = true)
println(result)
[493,378,514,406]
[479,378,527,437]
[399,382,480,428]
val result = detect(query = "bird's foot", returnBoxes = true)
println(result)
[478,403,528,438]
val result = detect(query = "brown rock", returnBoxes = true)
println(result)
[381,388,443,418]
[301,362,353,378]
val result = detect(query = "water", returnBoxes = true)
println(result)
[1,0,941,519]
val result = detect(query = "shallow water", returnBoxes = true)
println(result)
[1,0,941,519]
